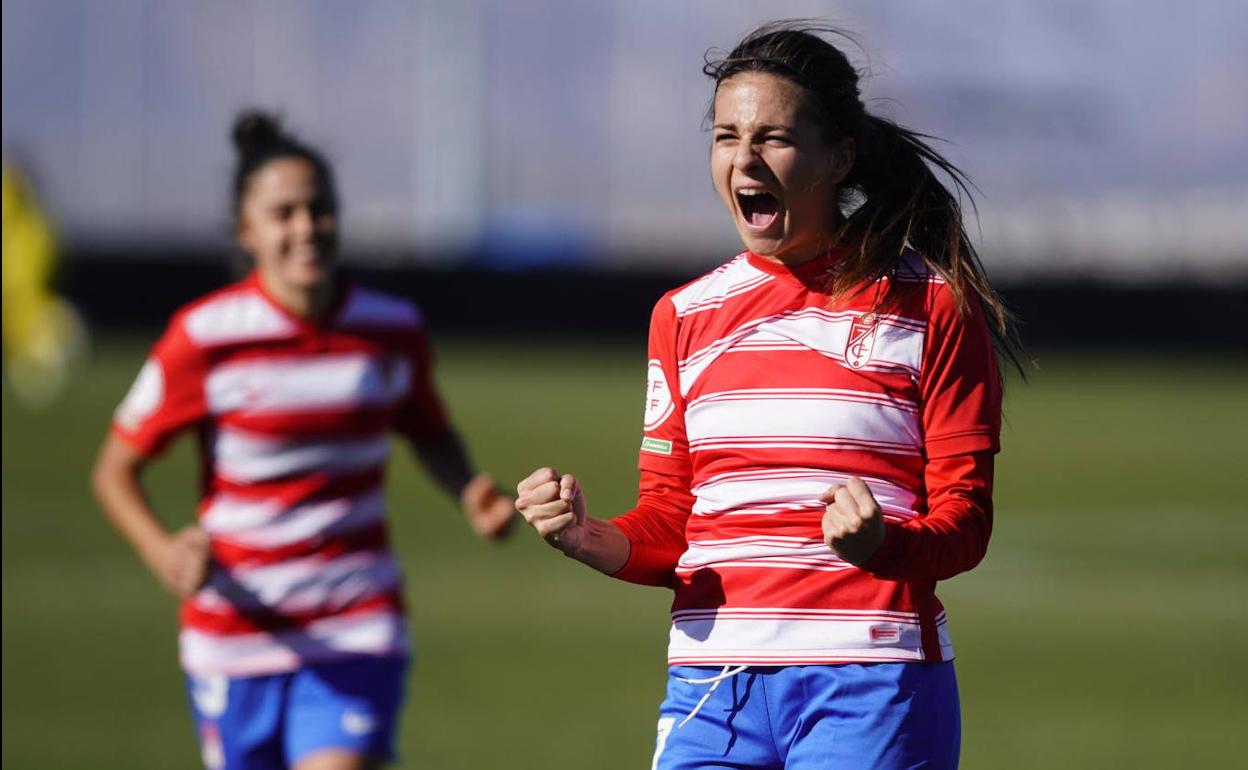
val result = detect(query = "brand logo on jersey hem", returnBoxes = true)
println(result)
[642,437,673,455]
[869,624,901,643]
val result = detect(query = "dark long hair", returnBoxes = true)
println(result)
[705,21,1023,371]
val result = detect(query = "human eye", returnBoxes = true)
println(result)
[763,133,792,147]
[713,131,737,144]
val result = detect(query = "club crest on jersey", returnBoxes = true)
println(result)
[643,359,674,430]
[845,312,878,369]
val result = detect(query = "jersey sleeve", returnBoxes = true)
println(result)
[859,287,1003,581]
[860,451,994,581]
[919,286,1002,458]
[111,316,208,458]
[393,322,452,445]
[637,296,692,482]
[609,469,694,587]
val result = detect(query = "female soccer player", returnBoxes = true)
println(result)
[516,22,1020,770]
[91,111,516,770]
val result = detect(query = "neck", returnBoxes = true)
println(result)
[756,238,841,268]
[258,272,336,320]
[754,218,845,267]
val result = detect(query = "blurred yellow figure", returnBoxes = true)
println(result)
[2,160,87,407]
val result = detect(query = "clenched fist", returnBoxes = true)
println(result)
[515,467,587,552]
[820,477,885,567]
[460,472,517,541]
[154,525,213,598]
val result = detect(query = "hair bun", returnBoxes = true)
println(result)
[232,110,284,152]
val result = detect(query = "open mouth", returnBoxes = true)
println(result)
[736,189,780,231]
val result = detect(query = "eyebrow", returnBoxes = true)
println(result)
[712,122,793,133]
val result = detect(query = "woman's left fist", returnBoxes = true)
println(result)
[819,477,885,566]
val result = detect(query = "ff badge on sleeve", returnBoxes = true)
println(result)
[643,359,674,431]
[115,358,165,430]
[642,360,675,455]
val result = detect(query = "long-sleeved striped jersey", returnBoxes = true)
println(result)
[112,273,448,676]
[613,249,1001,665]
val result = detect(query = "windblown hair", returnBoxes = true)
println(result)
[230,110,337,220]
[705,21,1023,371]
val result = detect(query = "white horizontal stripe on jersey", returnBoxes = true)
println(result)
[336,288,422,328]
[688,387,919,413]
[193,549,401,616]
[670,254,772,318]
[677,308,926,397]
[678,536,851,573]
[667,609,952,664]
[200,489,385,549]
[672,607,930,623]
[689,437,920,455]
[184,290,298,346]
[205,352,411,416]
[180,609,408,677]
[213,427,391,484]
[685,438,922,455]
[691,468,919,518]
[676,273,775,317]
[685,389,922,456]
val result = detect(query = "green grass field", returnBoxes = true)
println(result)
[3,337,1246,769]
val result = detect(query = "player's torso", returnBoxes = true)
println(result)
[199,329,415,493]
[663,255,949,663]
[671,259,931,529]
[175,283,420,675]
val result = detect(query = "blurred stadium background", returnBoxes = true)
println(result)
[3,1,1246,768]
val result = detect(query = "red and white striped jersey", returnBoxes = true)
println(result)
[111,273,449,677]
[623,249,1001,666]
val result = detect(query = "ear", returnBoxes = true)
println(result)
[234,215,254,255]
[827,137,856,185]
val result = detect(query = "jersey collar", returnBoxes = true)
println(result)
[745,247,843,290]
[245,270,352,332]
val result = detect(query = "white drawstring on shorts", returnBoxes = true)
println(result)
[675,665,749,728]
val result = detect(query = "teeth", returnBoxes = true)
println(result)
[737,189,767,196]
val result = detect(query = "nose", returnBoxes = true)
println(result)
[732,140,762,172]
[291,206,316,240]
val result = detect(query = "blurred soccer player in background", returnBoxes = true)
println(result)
[1,158,88,408]
[517,22,1021,769]
[90,111,516,770]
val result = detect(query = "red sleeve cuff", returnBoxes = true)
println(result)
[110,422,163,459]
[925,431,999,459]
[857,521,911,580]
[607,520,678,588]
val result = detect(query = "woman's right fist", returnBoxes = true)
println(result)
[516,467,587,551]
[155,525,212,598]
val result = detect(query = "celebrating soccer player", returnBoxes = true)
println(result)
[90,111,516,770]
[516,21,1020,769]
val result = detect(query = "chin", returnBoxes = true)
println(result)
[288,264,332,289]
[738,231,785,258]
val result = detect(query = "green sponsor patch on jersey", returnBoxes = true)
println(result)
[641,437,673,455]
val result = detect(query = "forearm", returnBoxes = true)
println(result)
[91,439,172,574]
[411,430,474,498]
[554,517,632,575]
[860,452,994,582]
[606,471,692,587]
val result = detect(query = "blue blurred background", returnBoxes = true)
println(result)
[5,0,1247,281]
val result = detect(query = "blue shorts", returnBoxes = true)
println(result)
[185,655,408,770]
[653,663,960,770]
